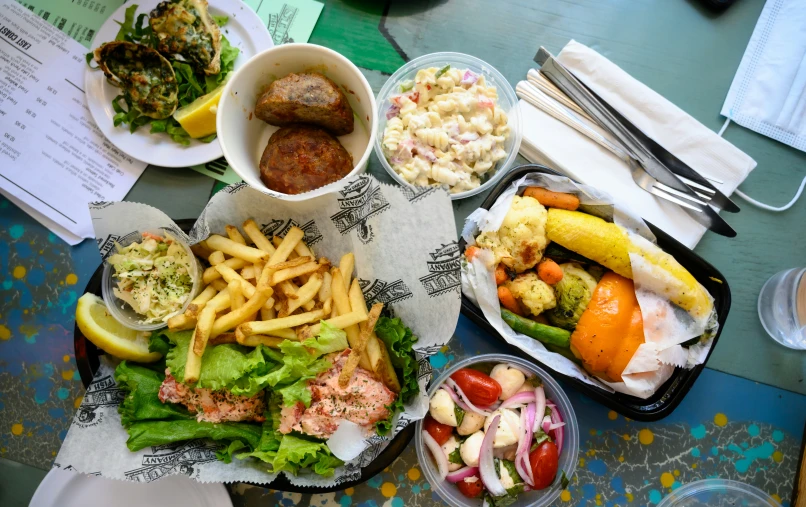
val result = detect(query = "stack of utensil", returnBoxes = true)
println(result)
[516,47,739,237]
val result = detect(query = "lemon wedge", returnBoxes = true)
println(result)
[173,83,226,138]
[75,293,162,362]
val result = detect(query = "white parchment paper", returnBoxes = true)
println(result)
[57,175,461,487]
[461,173,717,399]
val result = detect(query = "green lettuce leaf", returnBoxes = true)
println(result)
[238,394,343,476]
[125,419,263,452]
[115,361,189,426]
[373,316,420,434]
[161,330,278,396]
[212,14,229,25]
[302,322,349,355]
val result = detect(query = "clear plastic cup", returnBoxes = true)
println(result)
[656,479,780,506]
[374,52,523,200]
[415,354,578,507]
[101,228,202,332]
[757,267,806,350]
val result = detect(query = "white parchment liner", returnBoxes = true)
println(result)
[57,175,461,487]
[461,173,717,399]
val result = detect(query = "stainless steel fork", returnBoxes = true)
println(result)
[516,80,712,210]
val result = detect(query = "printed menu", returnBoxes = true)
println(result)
[0,0,146,244]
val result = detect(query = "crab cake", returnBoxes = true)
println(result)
[94,41,178,119]
[259,125,353,194]
[150,0,222,75]
[255,73,354,136]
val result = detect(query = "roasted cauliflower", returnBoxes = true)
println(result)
[505,272,556,317]
[476,195,548,273]
[545,263,598,330]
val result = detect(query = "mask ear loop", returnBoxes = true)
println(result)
[720,118,806,212]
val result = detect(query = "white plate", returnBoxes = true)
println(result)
[84,0,273,167]
[29,468,233,507]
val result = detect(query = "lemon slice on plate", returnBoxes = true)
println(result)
[173,82,226,139]
[75,293,162,362]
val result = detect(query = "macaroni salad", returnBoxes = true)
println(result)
[382,66,510,194]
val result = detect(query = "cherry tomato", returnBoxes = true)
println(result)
[423,416,453,445]
[456,476,484,498]
[529,441,559,490]
[450,369,502,406]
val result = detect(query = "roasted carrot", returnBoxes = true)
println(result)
[497,286,523,315]
[495,264,509,285]
[524,187,580,211]
[537,259,564,285]
[465,245,480,261]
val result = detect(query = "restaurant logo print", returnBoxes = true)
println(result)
[358,278,413,309]
[419,241,461,297]
[73,375,125,428]
[399,184,438,203]
[261,218,323,246]
[124,440,219,482]
[330,176,390,244]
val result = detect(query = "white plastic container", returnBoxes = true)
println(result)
[375,52,523,200]
[217,43,377,201]
[101,229,202,332]
[656,479,780,507]
[415,354,578,507]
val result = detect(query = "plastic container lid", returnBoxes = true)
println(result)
[415,353,578,507]
[656,479,781,507]
[374,52,523,200]
[101,228,202,332]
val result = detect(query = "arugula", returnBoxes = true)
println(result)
[90,5,239,145]
[373,316,420,435]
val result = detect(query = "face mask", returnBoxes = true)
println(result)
[721,0,806,152]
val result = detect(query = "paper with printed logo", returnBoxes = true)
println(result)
[56,174,460,487]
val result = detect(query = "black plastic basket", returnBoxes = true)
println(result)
[459,164,731,421]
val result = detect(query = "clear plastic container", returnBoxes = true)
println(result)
[101,228,202,332]
[374,52,523,200]
[757,267,806,350]
[415,354,578,507]
[656,479,780,507]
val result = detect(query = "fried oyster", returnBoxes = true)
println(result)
[94,41,179,119]
[149,0,222,75]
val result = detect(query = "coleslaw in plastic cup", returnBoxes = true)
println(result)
[101,228,202,332]
[415,354,578,507]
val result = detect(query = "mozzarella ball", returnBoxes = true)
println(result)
[499,461,516,489]
[484,408,521,448]
[429,389,458,426]
[493,443,518,461]
[490,364,526,401]
[460,431,486,467]
[457,412,486,436]
[441,435,463,471]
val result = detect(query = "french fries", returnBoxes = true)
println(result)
[206,235,269,264]
[167,219,403,395]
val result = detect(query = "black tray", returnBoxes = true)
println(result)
[74,219,414,493]
[460,165,731,421]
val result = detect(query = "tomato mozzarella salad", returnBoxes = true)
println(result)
[422,363,566,505]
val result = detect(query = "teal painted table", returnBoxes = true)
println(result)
[2,0,805,506]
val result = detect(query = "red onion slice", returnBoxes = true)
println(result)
[499,391,535,409]
[439,385,474,414]
[385,104,400,119]
[446,378,493,417]
[479,415,507,497]
[534,386,546,428]
[422,430,449,480]
[446,466,479,483]
[460,70,479,85]
[541,415,552,434]
[548,401,565,453]
[549,422,566,431]
[515,402,536,487]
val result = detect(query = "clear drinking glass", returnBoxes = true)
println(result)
[757,267,806,350]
